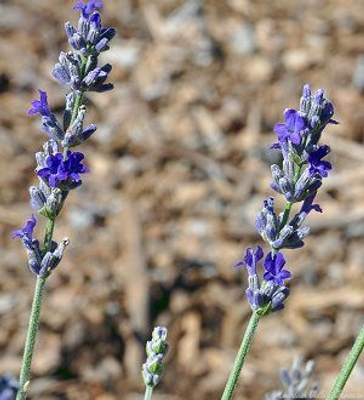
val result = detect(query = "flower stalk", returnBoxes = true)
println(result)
[16,277,46,400]
[221,312,261,400]
[144,386,154,400]
[328,324,364,400]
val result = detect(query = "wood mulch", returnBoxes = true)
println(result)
[0,0,363,399]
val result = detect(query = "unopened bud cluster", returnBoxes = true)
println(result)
[142,327,169,388]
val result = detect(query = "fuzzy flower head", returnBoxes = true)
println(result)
[235,247,290,315]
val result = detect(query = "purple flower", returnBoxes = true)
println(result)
[235,246,264,277]
[37,151,89,189]
[11,215,37,248]
[28,89,52,117]
[74,0,103,19]
[308,145,331,177]
[274,109,306,145]
[263,252,291,286]
[28,90,65,141]
[300,193,322,215]
[82,64,113,92]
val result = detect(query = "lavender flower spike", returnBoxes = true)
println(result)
[227,85,335,399]
[14,3,115,398]
[236,86,336,313]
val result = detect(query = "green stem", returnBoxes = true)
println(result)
[16,218,56,399]
[279,201,293,231]
[70,91,84,126]
[69,55,88,127]
[221,312,261,400]
[144,386,154,400]
[43,218,55,252]
[327,323,364,400]
[16,276,47,400]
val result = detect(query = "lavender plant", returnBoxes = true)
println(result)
[8,2,364,398]
[12,1,115,399]
[221,85,337,400]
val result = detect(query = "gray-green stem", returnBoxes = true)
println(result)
[144,385,154,400]
[327,323,364,400]
[70,55,88,126]
[16,276,47,400]
[221,312,261,400]
[16,218,55,400]
[279,201,293,231]
[70,91,84,126]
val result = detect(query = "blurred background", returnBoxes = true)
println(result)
[1,0,364,399]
